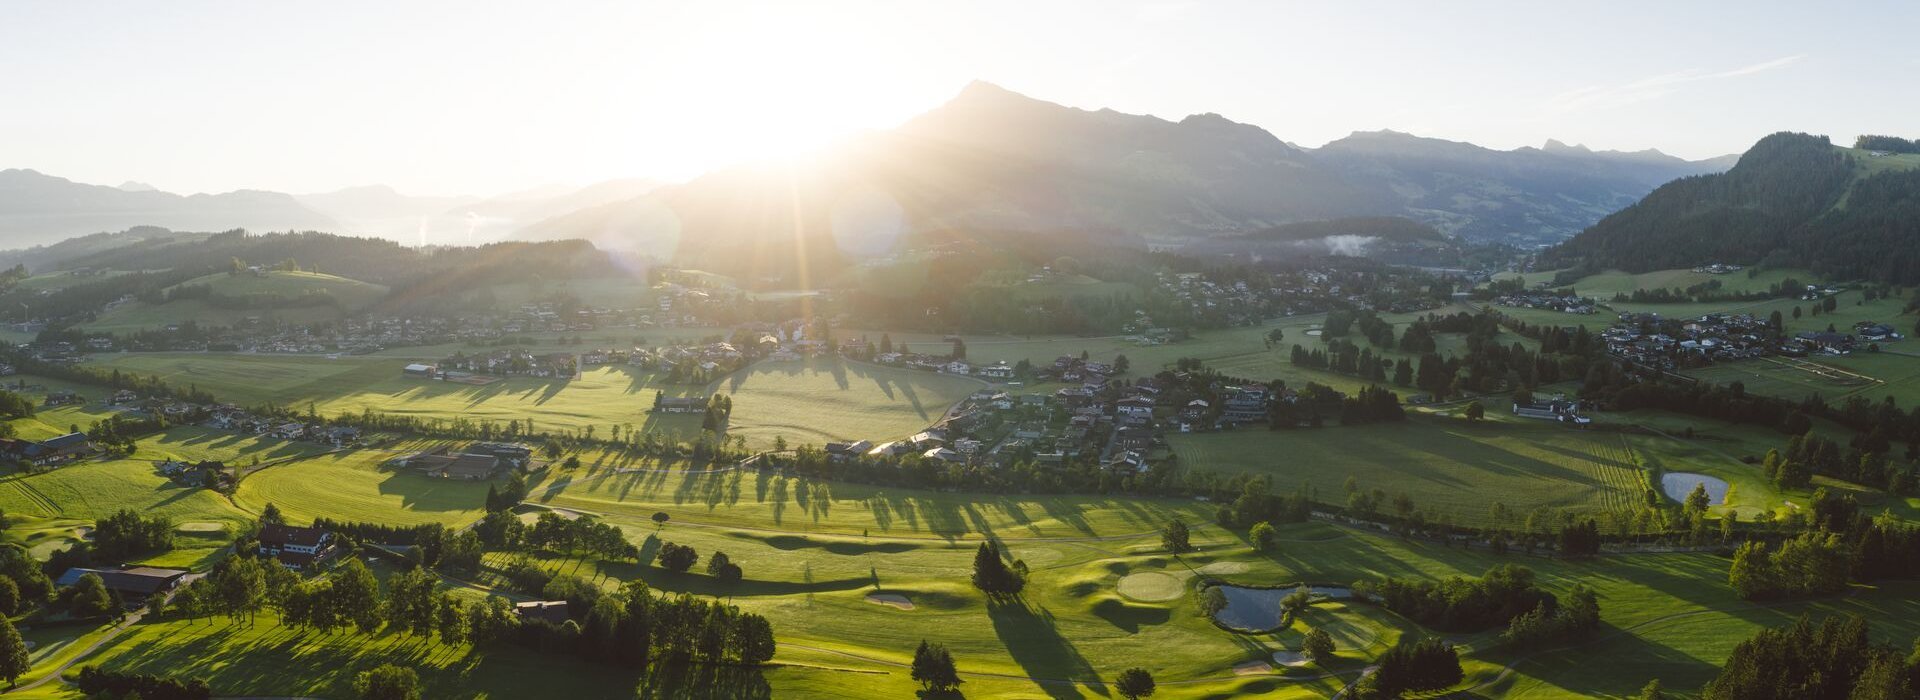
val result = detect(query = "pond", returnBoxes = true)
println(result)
[1211,584,1353,632]
[1661,472,1729,505]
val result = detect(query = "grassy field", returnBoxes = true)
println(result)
[80,270,389,333]
[84,354,980,449]
[233,441,493,527]
[1168,419,1651,528]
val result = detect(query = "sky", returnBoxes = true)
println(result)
[3,0,1916,197]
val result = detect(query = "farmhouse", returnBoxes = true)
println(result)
[258,523,340,570]
[654,395,709,413]
[55,566,188,603]
[0,432,94,467]
[1513,399,1591,425]
[516,600,571,625]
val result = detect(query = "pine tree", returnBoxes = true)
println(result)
[0,616,26,688]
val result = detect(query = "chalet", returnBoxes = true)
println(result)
[977,362,1015,380]
[1796,331,1854,354]
[402,363,437,378]
[654,395,709,413]
[825,440,873,461]
[942,361,972,376]
[258,523,339,570]
[1103,450,1147,475]
[1179,399,1210,423]
[2,432,94,467]
[516,600,571,625]
[55,566,188,603]
[922,447,964,463]
[43,390,83,407]
[1116,396,1155,420]
[468,442,534,467]
[1512,399,1591,425]
[1219,386,1271,424]
[1114,426,1152,450]
[1858,324,1901,342]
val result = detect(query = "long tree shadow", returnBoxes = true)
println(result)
[987,599,1104,700]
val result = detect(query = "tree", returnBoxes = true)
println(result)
[970,541,1023,598]
[1303,627,1336,664]
[657,542,698,572]
[1196,586,1228,619]
[910,640,962,693]
[651,512,670,528]
[0,616,25,688]
[1115,667,1156,699]
[0,578,17,617]
[354,663,421,700]
[1280,586,1313,622]
[1161,519,1192,554]
[261,502,285,525]
[706,551,743,582]
[1685,482,1711,515]
[1636,679,1665,700]
[1248,522,1277,553]
[65,572,115,618]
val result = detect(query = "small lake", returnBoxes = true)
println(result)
[1661,472,1729,505]
[1211,584,1352,632]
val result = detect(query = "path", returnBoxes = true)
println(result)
[7,573,204,694]
[779,641,1369,688]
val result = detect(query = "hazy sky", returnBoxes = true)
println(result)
[4,1,1915,196]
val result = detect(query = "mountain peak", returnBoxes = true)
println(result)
[118,180,158,192]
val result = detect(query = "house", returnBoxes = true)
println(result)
[922,447,964,463]
[1,432,94,467]
[409,452,503,480]
[1220,386,1271,424]
[942,361,972,376]
[1116,396,1155,420]
[977,362,1015,380]
[257,523,339,570]
[1512,399,1591,425]
[1103,450,1148,475]
[824,440,873,461]
[402,363,437,378]
[516,600,571,625]
[468,442,534,467]
[55,566,188,603]
[1114,426,1153,450]
[867,441,914,457]
[654,395,709,413]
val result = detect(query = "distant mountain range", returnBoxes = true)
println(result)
[1545,132,1920,284]
[0,169,659,250]
[3,82,1735,272]
[521,82,1735,277]
[0,169,337,248]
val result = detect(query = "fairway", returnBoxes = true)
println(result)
[85,355,981,449]
[1168,420,1648,528]
[234,444,494,527]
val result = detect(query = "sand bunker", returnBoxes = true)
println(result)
[1232,660,1273,675]
[1272,651,1312,667]
[1198,561,1249,575]
[1116,572,1186,602]
[865,593,914,610]
[176,522,226,533]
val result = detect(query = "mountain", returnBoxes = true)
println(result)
[1544,132,1920,284]
[297,180,664,247]
[0,169,337,248]
[522,82,1733,278]
[1312,131,1730,246]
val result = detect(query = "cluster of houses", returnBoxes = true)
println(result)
[870,352,1018,382]
[203,406,363,446]
[1691,263,1744,274]
[1603,312,1776,369]
[1605,312,1906,371]
[421,348,580,380]
[827,370,1288,477]
[1493,290,1597,315]
[155,458,232,489]
[396,442,534,480]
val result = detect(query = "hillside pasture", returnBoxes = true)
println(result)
[80,270,389,333]
[1167,420,1649,528]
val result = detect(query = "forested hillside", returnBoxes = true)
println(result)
[1544,132,1920,284]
